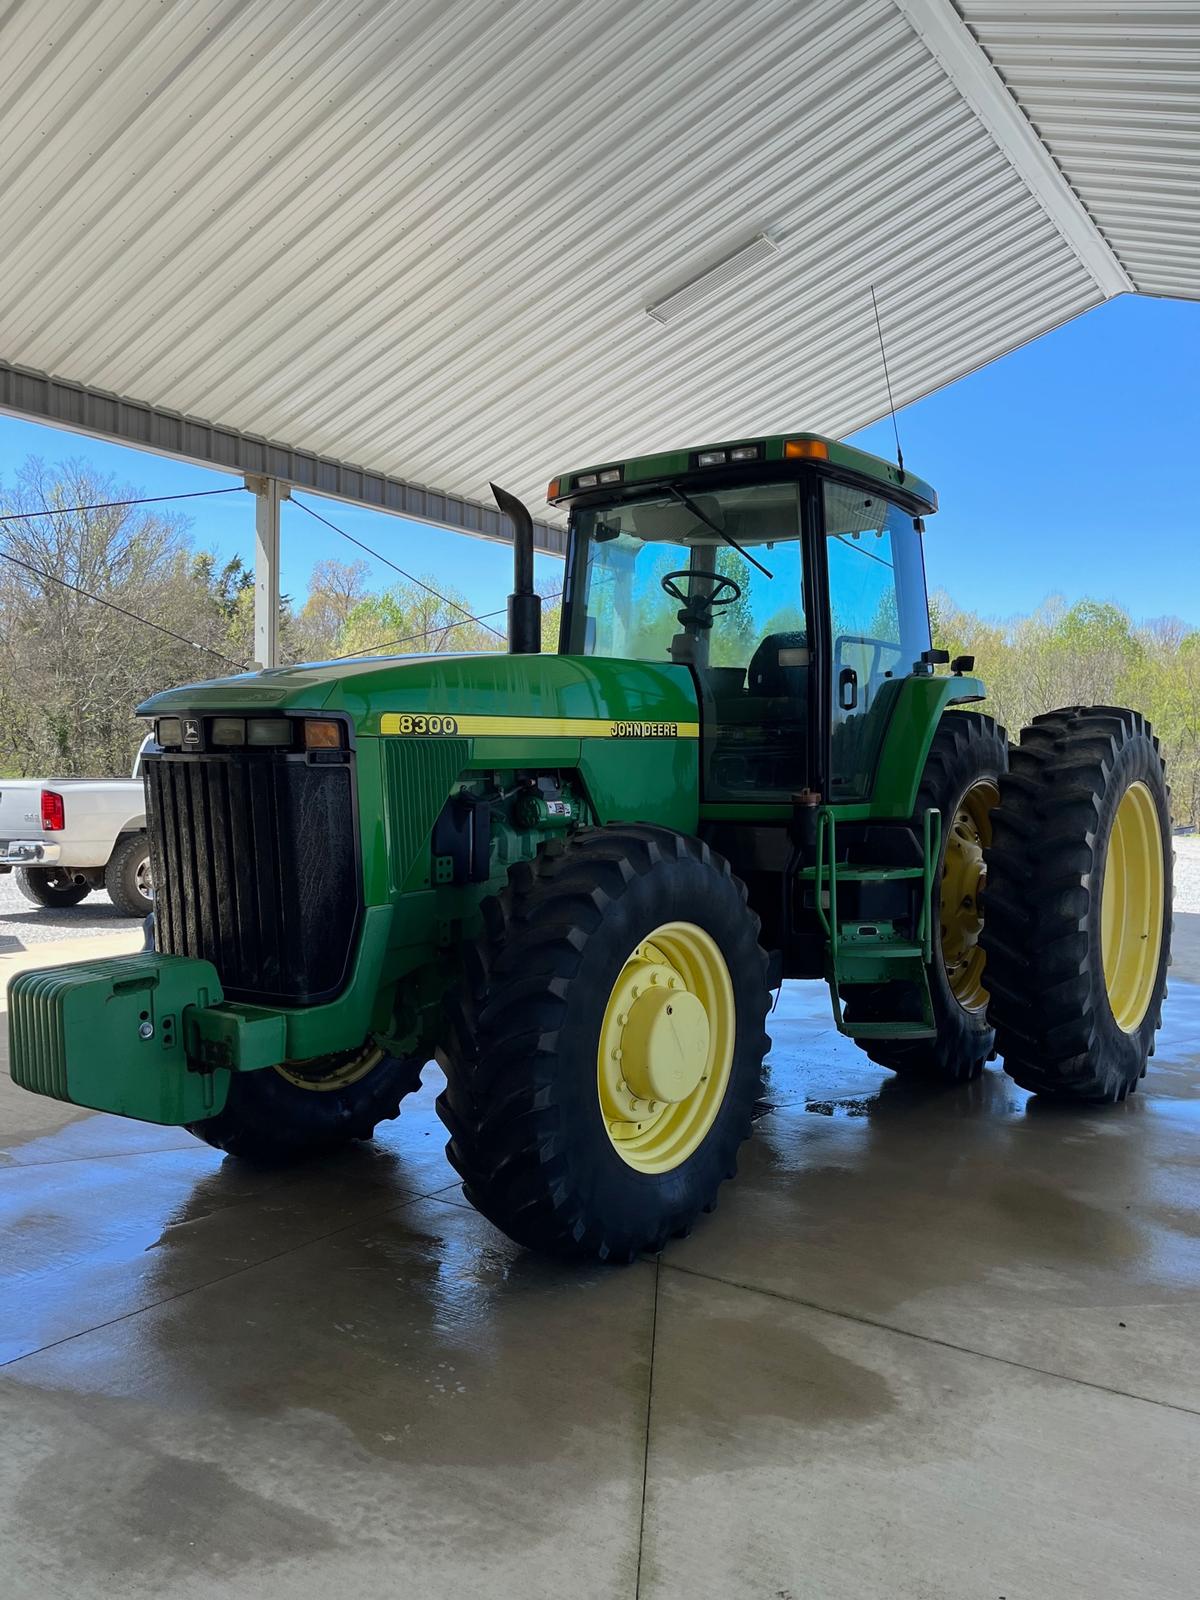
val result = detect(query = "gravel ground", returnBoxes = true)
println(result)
[1174,835,1200,915]
[4,839,1199,957]
[0,872,140,952]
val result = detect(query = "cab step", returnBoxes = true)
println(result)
[795,864,924,882]
[810,805,943,1046]
[841,1019,938,1041]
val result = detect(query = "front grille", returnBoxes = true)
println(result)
[144,750,361,1005]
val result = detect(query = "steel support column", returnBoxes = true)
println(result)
[245,474,289,669]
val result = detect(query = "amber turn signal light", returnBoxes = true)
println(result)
[783,439,829,460]
[304,719,343,750]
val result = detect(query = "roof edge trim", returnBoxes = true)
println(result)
[0,358,567,557]
[892,0,1135,299]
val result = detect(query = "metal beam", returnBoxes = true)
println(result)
[0,358,566,556]
[892,0,1134,299]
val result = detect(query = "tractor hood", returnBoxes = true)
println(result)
[138,652,701,738]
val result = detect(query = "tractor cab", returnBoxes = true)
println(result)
[552,433,937,809]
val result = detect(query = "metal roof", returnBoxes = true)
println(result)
[0,1,1195,531]
[958,2,1200,301]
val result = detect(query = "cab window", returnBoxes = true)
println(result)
[824,481,932,799]
[569,481,809,799]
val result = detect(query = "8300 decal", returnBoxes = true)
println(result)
[388,713,460,736]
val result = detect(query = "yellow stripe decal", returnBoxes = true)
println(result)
[380,713,699,740]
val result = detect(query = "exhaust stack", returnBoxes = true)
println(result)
[491,482,541,654]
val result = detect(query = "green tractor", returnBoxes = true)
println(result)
[7,432,1173,1260]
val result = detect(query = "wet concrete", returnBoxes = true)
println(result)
[2,926,1200,1597]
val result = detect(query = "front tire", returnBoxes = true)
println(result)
[186,1043,424,1163]
[14,867,90,908]
[437,827,771,1261]
[982,706,1172,1102]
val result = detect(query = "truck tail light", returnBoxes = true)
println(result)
[41,790,65,831]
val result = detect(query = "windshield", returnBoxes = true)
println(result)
[566,480,804,667]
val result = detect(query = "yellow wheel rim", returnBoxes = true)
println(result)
[274,1042,385,1093]
[597,921,736,1174]
[940,777,998,1013]
[1101,781,1164,1032]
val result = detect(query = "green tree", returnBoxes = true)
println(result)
[336,577,503,659]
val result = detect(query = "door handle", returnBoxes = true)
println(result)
[838,667,858,711]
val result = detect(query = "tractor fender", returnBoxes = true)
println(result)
[867,675,988,819]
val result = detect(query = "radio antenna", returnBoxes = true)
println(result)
[869,284,904,479]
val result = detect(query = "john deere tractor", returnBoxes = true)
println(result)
[7,433,1173,1260]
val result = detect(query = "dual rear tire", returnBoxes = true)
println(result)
[982,706,1172,1102]
[858,704,1171,1104]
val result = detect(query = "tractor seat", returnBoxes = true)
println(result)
[748,631,810,698]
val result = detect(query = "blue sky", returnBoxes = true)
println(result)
[0,293,1196,627]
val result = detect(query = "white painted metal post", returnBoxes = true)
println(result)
[246,475,289,668]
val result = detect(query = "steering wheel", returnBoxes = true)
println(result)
[660,569,743,616]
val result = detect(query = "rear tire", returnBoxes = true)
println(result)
[437,826,771,1262]
[186,1044,424,1163]
[104,832,153,917]
[982,706,1172,1102]
[844,711,1008,1084]
[14,867,90,908]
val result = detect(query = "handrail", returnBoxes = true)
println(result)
[918,807,942,964]
[813,806,839,963]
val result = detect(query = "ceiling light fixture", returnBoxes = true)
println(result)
[646,232,780,325]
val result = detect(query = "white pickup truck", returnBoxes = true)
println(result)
[0,747,152,916]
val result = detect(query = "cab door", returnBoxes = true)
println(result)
[822,479,932,801]
[693,498,811,803]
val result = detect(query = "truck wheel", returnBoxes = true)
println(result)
[843,711,1009,1083]
[104,832,153,917]
[14,867,91,908]
[186,1043,425,1163]
[437,826,771,1262]
[982,706,1172,1102]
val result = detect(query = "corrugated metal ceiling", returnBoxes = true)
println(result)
[959,3,1200,301]
[0,0,1192,522]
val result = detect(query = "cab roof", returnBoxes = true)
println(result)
[549,430,937,515]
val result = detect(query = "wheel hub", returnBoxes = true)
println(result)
[939,778,999,1013]
[620,985,710,1104]
[941,809,986,969]
[597,923,736,1174]
[274,1042,384,1092]
[1101,780,1164,1032]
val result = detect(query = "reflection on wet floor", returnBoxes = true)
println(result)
[2,974,1200,1598]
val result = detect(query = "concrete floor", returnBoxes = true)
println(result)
[3,922,1200,1599]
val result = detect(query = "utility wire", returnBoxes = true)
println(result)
[0,548,248,669]
[291,493,508,641]
[0,484,249,667]
[0,480,552,670]
[0,485,244,526]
